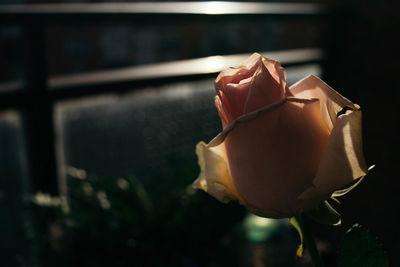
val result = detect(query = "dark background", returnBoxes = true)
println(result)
[322,0,400,266]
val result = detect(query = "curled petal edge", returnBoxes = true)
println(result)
[331,165,375,198]
[192,141,238,203]
[290,75,358,131]
[296,107,368,211]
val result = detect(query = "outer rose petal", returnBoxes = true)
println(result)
[297,108,368,210]
[192,141,240,203]
[207,98,330,218]
[290,75,354,131]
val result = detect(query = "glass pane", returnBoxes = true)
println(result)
[0,110,30,266]
[46,18,325,77]
[55,78,219,183]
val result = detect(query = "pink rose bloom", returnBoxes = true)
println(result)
[193,53,368,218]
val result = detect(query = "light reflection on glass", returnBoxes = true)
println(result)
[197,1,237,15]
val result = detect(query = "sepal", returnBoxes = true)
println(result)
[307,200,341,226]
[332,165,375,198]
[289,216,304,258]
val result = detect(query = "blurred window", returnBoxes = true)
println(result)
[0,110,30,266]
[45,18,325,77]
[0,25,25,92]
[0,2,329,265]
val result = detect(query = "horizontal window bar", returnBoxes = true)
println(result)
[50,48,323,89]
[0,80,23,92]
[0,48,323,108]
[0,2,329,20]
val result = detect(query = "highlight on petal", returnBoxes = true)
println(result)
[261,57,282,85]
[216,89,235,124]
[290,75,354,131]
[192,141,239,203]
[214,53,261,91]
[214,96,230,128]
[277,64,293,98]
[242,52,263,69]
[297,109,368,211]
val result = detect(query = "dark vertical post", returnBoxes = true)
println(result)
[23,22,58,195]
[322,2,355,96]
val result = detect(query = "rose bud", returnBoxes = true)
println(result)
[193,53,368,218]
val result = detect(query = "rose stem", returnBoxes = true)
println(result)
[297,213,324,267]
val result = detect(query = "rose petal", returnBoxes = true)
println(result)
[290,75,354,131]
[242,52,263,69]
[243,60,283,114]
[277,65,293,98]
[211,99,330,218]
[214,53,262,91]
[225,78,253,119]
[262,57,281,86]
[297,108,368,211]
[208,99,287,148]
[214,96,228,128]
[216,90,234,124]
[192,141,240,203]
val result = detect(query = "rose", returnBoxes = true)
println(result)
[193,53,367,218]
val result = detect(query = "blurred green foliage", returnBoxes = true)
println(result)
[26,165,247,267]
[337,224,389,267]
[23,156,306,267]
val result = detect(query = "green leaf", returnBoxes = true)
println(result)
[338,224,389,267]
[289,217,304,257]
[307,200,341,226]
[332,165,375,198]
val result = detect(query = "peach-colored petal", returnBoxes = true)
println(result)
[277,65,293,98]
[192,141,240,203]
[208,98,287,148]
[224,79,253,119]
[214,53,261,91]
[297,108,368,211]
[243,61,283,114]
[263,57,294,98]
[217,90,234,123]
[290,75,354,131]
[261,57,281,86]
[212,99,330,218]
[242,52,263,69]
[214,96,229,129]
